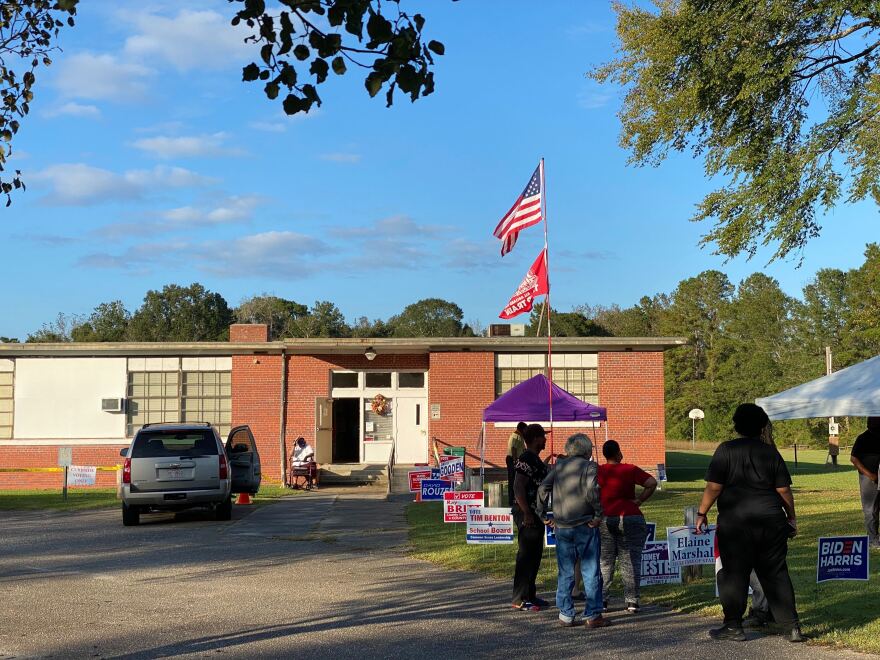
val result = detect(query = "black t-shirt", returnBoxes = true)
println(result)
[851,430,880,474]
[513,449,548,514]
[705,438,792,523]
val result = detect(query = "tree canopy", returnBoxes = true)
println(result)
[594,1,880,261]
[126,283,233,342]
[389,298,473,337]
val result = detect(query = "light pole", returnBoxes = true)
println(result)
[688,408,705,449]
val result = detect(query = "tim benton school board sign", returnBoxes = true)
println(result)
[467,507,514,544]
[817,535,870,582]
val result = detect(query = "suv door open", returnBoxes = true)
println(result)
[225,425,262,494]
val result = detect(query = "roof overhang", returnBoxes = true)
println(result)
[0,336,687,358]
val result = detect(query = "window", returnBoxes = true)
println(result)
[182,371,232,437]
[365,372,392,388]
[398,372,425,388]
[0,371,12,439]
[332,372,359,388]
[126,371,179,436]
[495,354,599,405]
[126,370,231,437]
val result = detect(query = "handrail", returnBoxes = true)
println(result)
[386,438,395,497]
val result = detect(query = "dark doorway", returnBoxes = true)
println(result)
[332,397,360,463]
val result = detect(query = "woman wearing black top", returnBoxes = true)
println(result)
[695,403,803,643]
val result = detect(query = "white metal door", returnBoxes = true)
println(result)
[394,397,428,463]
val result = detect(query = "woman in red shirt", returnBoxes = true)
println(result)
[598,440,657,613]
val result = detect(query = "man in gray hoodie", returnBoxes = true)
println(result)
[537,433,609,628]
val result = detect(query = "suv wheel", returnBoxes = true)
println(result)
[122,502,140,526]
[215,496,232,521]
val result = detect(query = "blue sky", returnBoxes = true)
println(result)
[2,1,875,339]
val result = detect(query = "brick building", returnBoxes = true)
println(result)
[0,325,685,489]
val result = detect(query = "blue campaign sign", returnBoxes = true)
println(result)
[420,479,452,501]
[645,522,656,542]
[817,535,870,583]
[544,512,556,548]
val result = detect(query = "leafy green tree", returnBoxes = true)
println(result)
[70,301,130,342]
[595,2,880,261]
[126,283,233,342]
[26,312,80,342]
[527,306,611,338]
[235,294,308,340]
[350,315,392,338]
[0,1,78,205]
[844,243,880,361]
[577,297,669,337]
[233,0,447,116]
[0,336,19,343]
[389,298,470,337]
[289,300,350,337]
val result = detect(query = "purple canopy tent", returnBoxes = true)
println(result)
[477,374,607,485]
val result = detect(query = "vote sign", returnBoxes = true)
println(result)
[438,455,465,483]
[443,491,484,523]
[817,535,870,583]
[408,469,433,492]
[645,522,656,542]
[640,541,681,586]
[420,479,452,501]
[544,512,556,548]
[67,465,97,487]
[466,506,514,544]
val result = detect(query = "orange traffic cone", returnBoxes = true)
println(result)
[235,492,252,505]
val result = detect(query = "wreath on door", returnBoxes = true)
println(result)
[371,393,390,416]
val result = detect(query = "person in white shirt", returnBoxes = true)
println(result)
[290,437,318,489]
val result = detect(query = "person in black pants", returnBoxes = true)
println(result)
[506,422,528,507]
[695,403,804,643]
[511,423,549,611]
[850,417,880,549]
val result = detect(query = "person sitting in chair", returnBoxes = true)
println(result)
[290,437,318,489]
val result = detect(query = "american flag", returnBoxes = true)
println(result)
[493,162,543,256]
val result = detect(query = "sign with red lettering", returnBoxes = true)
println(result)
[466,506,514,544]
[443,490,484,523]
[439,455,465,483]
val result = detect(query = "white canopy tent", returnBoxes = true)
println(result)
[756,354,880,420]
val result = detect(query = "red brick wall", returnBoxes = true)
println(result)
[285,354,430,452]
[0,445,124,489]
[597,351,666,469]
[230,324,268,342]
[232,353,282,482]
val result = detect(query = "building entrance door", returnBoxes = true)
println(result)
[332,397,360,463]
[394,397,428,463]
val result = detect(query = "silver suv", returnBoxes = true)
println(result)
[119,423,261,526]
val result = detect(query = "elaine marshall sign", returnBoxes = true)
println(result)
[667,525,716,568]
[466,507,514,544]
[640,541,681,586]
[817,536,870,583]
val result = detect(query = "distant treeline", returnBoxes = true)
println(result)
[7,245,880,448]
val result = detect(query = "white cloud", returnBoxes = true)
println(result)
[52,53,154,101]
[121,9,250,72]
[42,102,101,119]
[160,195,263,225]
[319,152,362,164]
[331,214,449,239]
[30,163,215,206]
[79,230,332,278]
[132,132,243,159]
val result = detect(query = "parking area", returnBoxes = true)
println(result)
[0,492,867,660]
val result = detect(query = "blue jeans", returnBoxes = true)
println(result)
[555,523,602,621]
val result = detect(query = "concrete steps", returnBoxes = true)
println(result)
[319,463,388,487]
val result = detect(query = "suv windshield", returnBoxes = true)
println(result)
[131,429,218,458]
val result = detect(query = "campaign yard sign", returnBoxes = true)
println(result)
[645,522,656,542]
[667,525,716,568]
[67,465,97,486]
[640,541,681,586]
[544,512,556,548]
[656,463,668,482]
[817,536,870,583]
[443,491,484,523]
[420,479,452,502]
[466,507,514,544]
[408,469,433,492]
[438,455,465,483]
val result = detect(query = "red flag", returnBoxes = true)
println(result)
[499,249,548,319]
[493,162,543,256]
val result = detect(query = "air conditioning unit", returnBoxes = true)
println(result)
[101,398,125,413]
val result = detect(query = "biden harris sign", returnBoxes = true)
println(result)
[817,535,869,583]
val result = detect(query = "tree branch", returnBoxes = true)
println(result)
[806,19,875,45]
[794,40,880,80]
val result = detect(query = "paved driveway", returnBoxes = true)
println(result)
[0,491,871,659]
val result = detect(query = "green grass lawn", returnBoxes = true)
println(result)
[407,448,880,653]
[0,483,295,512]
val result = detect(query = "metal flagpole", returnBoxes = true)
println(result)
[540,157,554,458]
